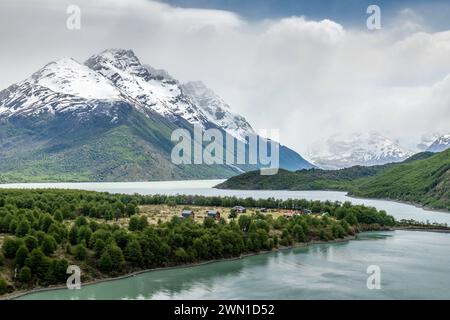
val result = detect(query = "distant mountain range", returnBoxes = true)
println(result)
[308,131,413,169]
[417,132,450,153]
[0,49,313,182]
[217,149,450,210]
[426,134,450,153]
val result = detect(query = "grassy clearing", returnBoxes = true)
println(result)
[137,205,302,224]
[90,205,308,228]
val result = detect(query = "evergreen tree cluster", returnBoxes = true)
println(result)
[0,189,394,295]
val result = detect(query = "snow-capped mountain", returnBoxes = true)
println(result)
[84,49,256,141]
[427,134,450,153]
[84,49,208,126]
[181,81,255,141]
[0,57,124,120]
[0,49,258,141]
[308,132,413,169]
[0,48,313,182]
[417,132,443,151]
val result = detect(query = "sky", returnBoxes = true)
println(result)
[0,0,449,156]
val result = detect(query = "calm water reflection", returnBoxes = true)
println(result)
[18,231,450,300]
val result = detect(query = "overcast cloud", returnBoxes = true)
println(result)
[0,0,449,155]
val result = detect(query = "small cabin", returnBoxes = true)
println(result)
[181,210,195,219]
[206,210,221,220]
[233,206,246,213]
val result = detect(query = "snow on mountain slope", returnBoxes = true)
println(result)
[0,48,315,176]
[83,49,258,142]
[309,131,413,169]
[31,58,121,99]
[0,57,123,120]
[0,48,262,143]
[84,49,212,127]
[181,81,255,141]
[0,48,299,149]
[417,132,443,151]
[427,134,450,153]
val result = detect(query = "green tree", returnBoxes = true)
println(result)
[193,238,209,260]
[15,245,29,268]
[74,242,87,261]
[2,237,21,259]
[238,215,252,232]
[125,239,143,267]
[24,235,39,252]
[69,225,78,245]
[41,235,57,256]
[47,259,69,283]
[77,226,93,245]
[15,220,31,237]
[25,248,50,278]
[129,216,148,231]
[203,217,215,228]
[125,203,137,217]
[0,276,8,295]
[98,250,113,272]
[93,239,106,258]
[174,248,189,263]
[54,210,64,222]
[108,244,126,272]
[228,209,237,220]
[8,219,18,234]
[292,224,305,242]
[40,214,54,233]
[18,266,32,283]
[344,212,358,225]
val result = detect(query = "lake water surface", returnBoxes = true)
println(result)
[17,230,450,300]
[1,179,449,224]
[3,180,450,299]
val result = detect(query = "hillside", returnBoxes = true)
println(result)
[351,149,450,209]
[0,49,313,182]
[216,151,450,210]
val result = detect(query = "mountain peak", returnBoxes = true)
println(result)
[427,134,450,153]
[27,56,120,100]
[96,48,139,62]
[309,131,413,169]
[144,65,176,82]
[182,81,229,110]
[181,81,255,140]
[84,48,148,79]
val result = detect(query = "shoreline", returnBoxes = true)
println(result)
[1,182,447,214]
[215,186,450,214]
[3,235,356,300]
[5,228,450,300]
[393,227,450,233]
[345,193,450,214]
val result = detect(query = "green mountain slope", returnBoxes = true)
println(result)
[216,150,450,210]
[0,106,240,182]
[351,149,450,209]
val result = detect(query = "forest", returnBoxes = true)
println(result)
[216,150,450,210]
[0,189,395,296]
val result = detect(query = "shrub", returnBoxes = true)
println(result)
[18,266,32,283]
[0,276,9,295]
[2,237,21,259]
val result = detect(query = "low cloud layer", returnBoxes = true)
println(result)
[1,0,449,154]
